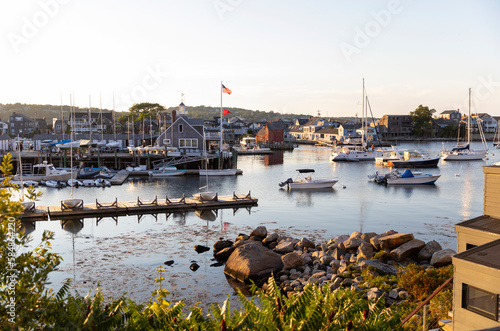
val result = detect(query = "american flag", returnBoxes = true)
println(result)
[222,84,232,95]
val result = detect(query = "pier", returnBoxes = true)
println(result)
[21,192,258,222]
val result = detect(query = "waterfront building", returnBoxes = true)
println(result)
[9,112,36,137]
[438,109,461,122]
[255,120,286,144]
[452,165,500,330]
[378,115,413,139]
[0,120,8,135]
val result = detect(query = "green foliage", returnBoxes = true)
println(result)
[410,105,436,137]
[397,264,453,301]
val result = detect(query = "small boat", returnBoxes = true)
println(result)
[198,169,237,176]
[106,141,120,149]
[369,169,440,185]
[44,180,66,188]
[279,169,338,190]
[77,167,101,179]
[193,191,217,201]
[14,161,75,182]
[82,180,95,187]
[61,198,83,209]
[149,166,187,177]
[94,178,111,187]
[387,151,440,168]
[67,179,83,187]
[331,145,380,162]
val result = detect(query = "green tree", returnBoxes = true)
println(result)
[410,105,436,137]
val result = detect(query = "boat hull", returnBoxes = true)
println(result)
[386,175,441,185]
[288,179,338,189]
[193,192,217,201]
[15,172,74,182]
[199,169,237,176]
[441,150,487,161]
[150,170,186,177]
[388,158,440,168]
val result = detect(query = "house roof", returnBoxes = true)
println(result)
[0,134,12,140]
[453,237,500,270]
[440,110,459,114]
[266,121,286,130]
[296,118,309,125]
[288,126,303,133]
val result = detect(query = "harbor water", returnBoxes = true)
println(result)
[21,141,499,309]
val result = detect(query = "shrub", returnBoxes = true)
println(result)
[397,264,453,301]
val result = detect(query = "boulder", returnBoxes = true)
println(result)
[275,238,299,254]
[224,241,284,282]
[333,234,350,244]
[349,231,362,239]
[295,238,316,249]
[361,232,378,242]
[214,246,235,261]
[357,259,398,275]
[329,247,347,260]
[390,239,425,262]
[417,240,442,261]
[366,287,384,302]
[357,242,375,259]
[190,263,200,271]
[341,238,366,250]
[311,251,325,260]
[370,230,398,250]
[194,245,210,254]
[379,233,414,251]
[282,252,304,270]
[262,233,279,245]
[430,249,456,267]
[250,226,267,238]
[213,240,233,253]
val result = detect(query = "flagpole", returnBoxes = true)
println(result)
[220,81,223,170]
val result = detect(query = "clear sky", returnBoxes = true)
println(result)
[1,0,500,117]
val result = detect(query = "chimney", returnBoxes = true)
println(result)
[172,110,176,123]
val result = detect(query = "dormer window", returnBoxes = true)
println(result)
[179,124,183,133]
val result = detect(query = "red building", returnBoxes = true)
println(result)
[255,120,286,144]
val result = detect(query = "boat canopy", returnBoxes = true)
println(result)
[297,169,315,173]
[401,169,414,178]
[451,144,470,152]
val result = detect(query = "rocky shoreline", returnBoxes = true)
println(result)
[213,226,456,305]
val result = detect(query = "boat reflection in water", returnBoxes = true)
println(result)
[194,209,217,222]
[60,218,84,234]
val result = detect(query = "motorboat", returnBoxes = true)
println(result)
[149,166,186,177]
[11,180,39,188]
[374,148,405,166]
[198,169,237,176]
[369,169,440,185]
[82,180,95,187]
[57,140,81,151]
[279,169,338,189]
[43,180,67,188]
[330,145,380,162]
[106,141,121,149]
[13,161,75,182]
[95,178,111,187]
[387,151,440,168]
[68,179,83,187]
[77,167,101,179]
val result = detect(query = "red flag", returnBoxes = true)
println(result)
[223,109,231,116]
[222,84,232,95]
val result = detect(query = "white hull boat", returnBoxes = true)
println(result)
[149,170,186,177]
[44,180,66,188]
[14,161,75,182]
[82,180,95,187]
[67,179,83,187]
[199,169,237,176]
[61,198,83,209]
[331,146,380,162]
[280,169,338,190]
[369,169,440,185]
[441,146,487,161]
[193,191,217,201]
[95,178,111,187]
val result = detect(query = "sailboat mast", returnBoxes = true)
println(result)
[113,92,117,142]
[89,95,92,142]
[100,93,104,142]
[60,92,64,141]
[468,88,471,146]
[220,81,223,170]
[361,78,365,147]
[70,94,74,198]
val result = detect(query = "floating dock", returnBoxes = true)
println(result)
[21,192,258,222]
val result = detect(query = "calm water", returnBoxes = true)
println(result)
[21,141,499,308]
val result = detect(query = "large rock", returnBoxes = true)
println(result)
[357,242,375,259]
[390,239,425,262]
[417,240,442,261]
[333,234,350,244]
[282,252,304,270]
[430,249,456,267]
[250,226,267,238]
[341,238,366,250]
[214,246,235,261]
[296,238,316,250]
[213,240,233,253]
[224,241,284,282]
[361,232,378,242]
[275,238,299,254]
[329,247,347,260]
[370,230,398,250]
[262,233,279,245]
[357,259,398,275]
[379,233,414,251]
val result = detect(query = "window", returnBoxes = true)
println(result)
[179,124,183,133]
[466,243,478,250]
[178,139,198,148]
[462,284,498,320]
[163,139,171,145]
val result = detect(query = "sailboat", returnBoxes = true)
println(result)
[198,82,237,176]
[62,94,84,209]
[331,79,380,162]
[441,88,488,161]
[193,131,217,201]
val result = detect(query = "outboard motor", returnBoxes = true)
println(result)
[279,178,293,187]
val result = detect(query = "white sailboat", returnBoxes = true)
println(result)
[331,79,380,162]
[193,131,218,201]
[62,94,84,209]
[441,88,488,161]
[199,82,237,176]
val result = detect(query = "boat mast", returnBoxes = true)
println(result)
[113,92,117,142]
[362,78,365,148]
[467,88,471,146]
[70,94,74,198]
[60,92,64,141]
[219,81,223,170]
[89,95,92,142]
[100,93,104,142]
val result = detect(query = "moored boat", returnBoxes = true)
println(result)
[279,169,338,190]
[387,151,440,168]
[369,169,440,185]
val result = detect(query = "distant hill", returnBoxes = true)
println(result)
[0,103,360,123]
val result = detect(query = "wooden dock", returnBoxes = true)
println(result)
[109,169,130,185]
[21,192,258,222]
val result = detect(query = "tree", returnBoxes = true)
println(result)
[410,105,436,137]
[129,102,166,122]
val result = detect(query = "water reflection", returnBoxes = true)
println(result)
[60,218,84,234]
[281,188,336,207]
[19,221,36,235]
[385,184,439,198]
[263,151,284,166]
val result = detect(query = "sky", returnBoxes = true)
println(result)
[1,0,500,117]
